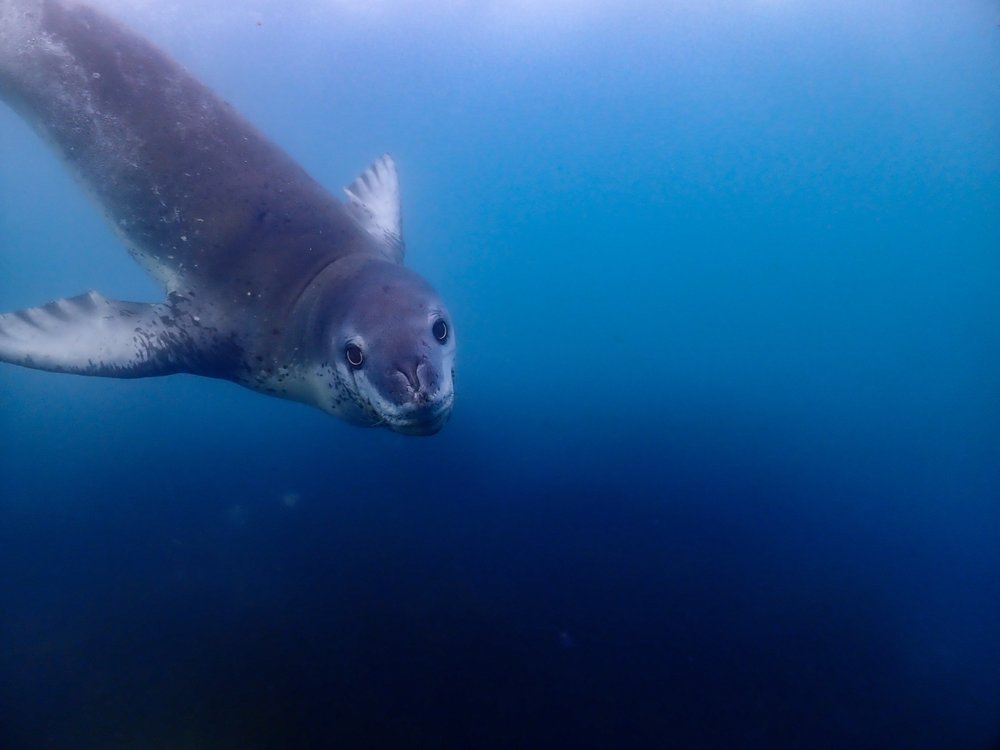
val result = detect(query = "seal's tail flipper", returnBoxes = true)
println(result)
[0,291,194,378]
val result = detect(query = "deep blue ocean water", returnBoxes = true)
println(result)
[1,1,998,747]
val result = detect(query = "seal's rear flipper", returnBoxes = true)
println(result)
[0,291,193,378]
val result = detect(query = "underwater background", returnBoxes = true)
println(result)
[1,0,998,747]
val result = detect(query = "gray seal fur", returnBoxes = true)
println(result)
[0,0,456,435]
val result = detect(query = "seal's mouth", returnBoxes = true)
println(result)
[385,395,454,436]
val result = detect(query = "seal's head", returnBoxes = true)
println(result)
[313,257,456,435]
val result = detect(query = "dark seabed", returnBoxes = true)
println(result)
[1,1,998,748]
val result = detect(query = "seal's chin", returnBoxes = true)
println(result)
[384,396,454,436]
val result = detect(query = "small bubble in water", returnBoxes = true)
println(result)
[556,631,575,650]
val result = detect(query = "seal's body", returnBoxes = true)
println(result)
[0,0,456,435]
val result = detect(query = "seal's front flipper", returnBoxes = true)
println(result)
[345,154,405,263]
[0,291,193,378]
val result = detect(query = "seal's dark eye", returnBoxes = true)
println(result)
[432,319,448,343]
[345,343,364,368]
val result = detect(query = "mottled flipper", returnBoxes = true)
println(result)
[345,155,405,264]
[0,292,194,377]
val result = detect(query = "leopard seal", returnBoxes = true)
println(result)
[0,0,455,435]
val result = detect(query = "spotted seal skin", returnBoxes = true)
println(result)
[0,0,456,435]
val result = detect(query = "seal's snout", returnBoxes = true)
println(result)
[378,357,453,435]
[391,358,438,404]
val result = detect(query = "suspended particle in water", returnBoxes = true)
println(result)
[556,630,576,650]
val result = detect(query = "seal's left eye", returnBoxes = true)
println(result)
[345,343,364,368]
[432,319,448,343]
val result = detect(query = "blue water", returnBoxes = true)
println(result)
[1,1,998,747]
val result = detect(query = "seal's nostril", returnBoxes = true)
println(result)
[416,360,432,391]
[395,357,431,395]
[396,366,420,392]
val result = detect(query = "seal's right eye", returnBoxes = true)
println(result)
[432,319,449,343]
[345,343,364,368]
